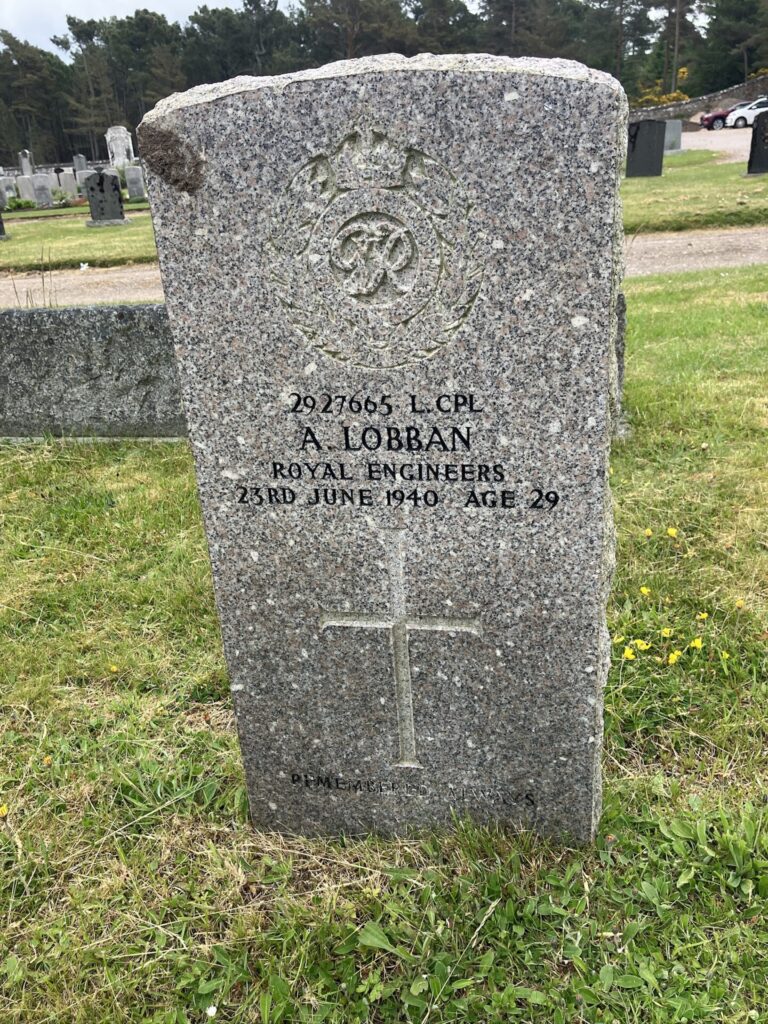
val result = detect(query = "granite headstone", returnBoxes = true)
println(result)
[83,170,128,226]
[0,305,183,437]
[747,111,768,175]
[664,119,682,151]
[125,165,146,198]
[32,173,53,208]
[141,54,625,843]
[18,149,34,176]
[73,153,88,173]
[627,120,665,177]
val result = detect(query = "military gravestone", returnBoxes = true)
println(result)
[141,54,625,842]
[626,120,665,177]
[748,111,768,175]
[83,170,128,226]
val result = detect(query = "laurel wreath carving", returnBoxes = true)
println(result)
[267,127,485,370]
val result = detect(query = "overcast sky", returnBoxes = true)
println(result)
[0,0,238,54]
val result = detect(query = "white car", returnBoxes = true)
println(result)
[725,97,768,128]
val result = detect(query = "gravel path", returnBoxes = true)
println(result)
[681,126,752,163]
[625,225,768,276]
[1,224,767,308]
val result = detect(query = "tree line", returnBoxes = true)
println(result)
[2,0,767,166]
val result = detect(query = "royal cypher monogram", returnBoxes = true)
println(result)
[269,127,485,369]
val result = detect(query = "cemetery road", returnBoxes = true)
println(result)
[0,226,767,308]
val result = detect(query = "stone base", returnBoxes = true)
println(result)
[86,218,130,228]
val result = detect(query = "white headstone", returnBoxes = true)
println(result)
[105,126,135,168]
[18,150,34,176]
[59,170,77,195]
[17,175,35,202]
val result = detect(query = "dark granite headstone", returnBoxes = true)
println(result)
[626,120,665,178]
[83,169,127,226]
[747,112,768,175]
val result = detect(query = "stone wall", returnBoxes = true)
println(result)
[0,304,184,437]
[632,74,768,122]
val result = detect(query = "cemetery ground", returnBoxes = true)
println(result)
[1,264,766,1022]
[1,152,768,282]
[0,211,156,273]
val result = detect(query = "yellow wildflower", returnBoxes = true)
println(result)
[640,586,651,596]
[622,647,636,661]
[0,805,7,818]
[644,528,653,538]
[634,639,652,651]
[43,755,52,766]
[668,650,683,665]
[667,527,678,538]
[690,637,703,650]
[612,635,626,644]
[735,599,745,610]
[110,664,119,673]
[696,612,708,621]
[661,627,673,638]
[721,651,730,660]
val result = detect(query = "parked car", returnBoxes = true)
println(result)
[700,104,744,130]
[725,97,768,128]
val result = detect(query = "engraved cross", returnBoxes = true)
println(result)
[320,531,481,768]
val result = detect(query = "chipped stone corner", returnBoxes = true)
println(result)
[137,122,205,194]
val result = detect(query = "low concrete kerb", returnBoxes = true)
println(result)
[86,218,131,228]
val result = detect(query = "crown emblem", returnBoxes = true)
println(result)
[332,128,407,190]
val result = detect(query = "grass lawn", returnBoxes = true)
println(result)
[0,211,157,272]
[622,151,768,234]
[3,201,149,220]
[1,266,767,1022]
[0,150,765,274]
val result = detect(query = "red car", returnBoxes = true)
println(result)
[700,103,748,130]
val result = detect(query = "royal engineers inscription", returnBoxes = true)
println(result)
[140,54,626,842]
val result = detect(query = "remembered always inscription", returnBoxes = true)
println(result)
[321,530,481,767]
[270,127,485,369]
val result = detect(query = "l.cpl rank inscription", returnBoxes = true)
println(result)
[233,388,563,511]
